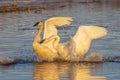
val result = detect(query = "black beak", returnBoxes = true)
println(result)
[33,22,39,27]
[40,39,45,43]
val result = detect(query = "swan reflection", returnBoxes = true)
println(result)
[33,62,106,80]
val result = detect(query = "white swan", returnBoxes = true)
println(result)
[32,17,72,61]
[33,17,107,61]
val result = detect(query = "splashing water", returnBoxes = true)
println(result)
[0,55,37,65]
[0,57,15,65]
[85,52,103,62]
[0,52,120,65]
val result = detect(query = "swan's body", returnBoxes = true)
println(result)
[32,17,107,61]
[41,35,70,60]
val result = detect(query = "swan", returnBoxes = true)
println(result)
[33,17,107,61]
[32,17,72,61]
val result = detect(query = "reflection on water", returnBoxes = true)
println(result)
[34,63,59,80]
[33,62,106,80]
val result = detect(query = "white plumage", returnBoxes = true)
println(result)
[32,17,107,61]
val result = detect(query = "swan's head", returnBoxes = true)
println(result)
[33,21,43,27]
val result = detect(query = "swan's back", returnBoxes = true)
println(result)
[73,26,107,56]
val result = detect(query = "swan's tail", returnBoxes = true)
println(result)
[82,26,107,39]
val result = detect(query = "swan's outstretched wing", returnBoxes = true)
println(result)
[42,17,72,54]
[73,26,107,56]
[81,26,107,39]
[43,17,72,39]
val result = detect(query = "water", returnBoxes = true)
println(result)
[0,63,120,80]
[0,0,120,80]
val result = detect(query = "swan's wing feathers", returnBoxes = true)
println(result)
[73,26,107,55]
[45,17,72,26]
[73,27,89,55]
[81,26,107,39]
[44,17,72,39]
[73,26,107,41]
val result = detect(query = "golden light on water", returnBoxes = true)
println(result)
[33,63,106,80]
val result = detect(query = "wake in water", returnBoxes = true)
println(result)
[0,52,120,65]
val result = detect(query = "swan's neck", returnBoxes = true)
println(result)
[41,35,60,47]
[53,35,60,48]
[33,24,43,43]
